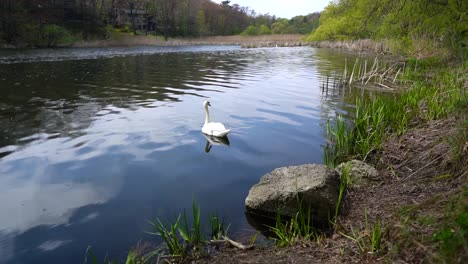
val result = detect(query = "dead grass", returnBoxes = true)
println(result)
[309,39,391,54]
[72,34,305,48]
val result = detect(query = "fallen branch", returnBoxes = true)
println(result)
[210,236,254,250]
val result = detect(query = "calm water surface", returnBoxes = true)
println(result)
[0,46,360,263]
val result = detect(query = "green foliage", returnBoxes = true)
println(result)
[269,196,318,247]
[105,25,123,40]
[271,13,320,34]
[371,217,382,252]
[432,188,468,262]
[209,214,229,240]
[258,25,272,35]
[2,22,74,48]
[84,247,158,264]
[325,99,386,167]
[239,24,272,36]
[178,200,203,249]
[340,208,384,254]
[41,25,74,47]
[147,200,230,257]
[148,217,186,256]
[0,1,319,46]
[307,0,467,58]
[448,120,468,173]
[271,19,288,34]
[147,201,205,256]
[196,10,208,37]
[334,163,351,222]
[240,25,258,36]
[324,60,466,168]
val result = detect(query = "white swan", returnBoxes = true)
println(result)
[202,101,230,137]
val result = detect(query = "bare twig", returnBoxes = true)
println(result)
[210,236,254,250]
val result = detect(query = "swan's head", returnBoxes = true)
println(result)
[203,100,212,107]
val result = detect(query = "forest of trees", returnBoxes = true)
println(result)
[307,0,467,57]
[0,0,320,47]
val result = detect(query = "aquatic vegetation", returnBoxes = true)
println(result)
[179,200,203,249]
[269,196,318,247]
[147,201,205,256]
[324,61,466,168]
[84,247,158,264]
[147,200,233,258]
[334,162,351,222]
[148,216,186,257]
[209,213,229,240]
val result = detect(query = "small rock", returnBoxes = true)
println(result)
[335,160,380,187]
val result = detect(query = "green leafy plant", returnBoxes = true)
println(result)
[432,188,468,262]
[178,200,203,249]
[147,216,186,257]
[339,208,384,254]
[334,162,351,222]
[269,196,317,247]
[209,213,229,240]
[41,25,74,47]
[84,247,158,264]
[324,61,466,168]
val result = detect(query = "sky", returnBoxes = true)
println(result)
[213,0,331,19]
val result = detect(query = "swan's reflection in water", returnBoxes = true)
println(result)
[203,134,230,153]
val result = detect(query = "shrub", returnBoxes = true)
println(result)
[41,25,74,47]
[240,25,258,36]
[258,25,272,35]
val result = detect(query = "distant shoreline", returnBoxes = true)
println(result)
[72,34,306,49]
[0,34,305,50]
[0,36,393,55]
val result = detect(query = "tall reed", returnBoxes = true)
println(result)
[324,61,466,168]
[269,195,318,247]
[334,163,351,222]
[147,200,231,257]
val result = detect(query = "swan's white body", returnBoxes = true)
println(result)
[202,101,230,137]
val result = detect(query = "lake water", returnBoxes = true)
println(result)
[0,46,360,263]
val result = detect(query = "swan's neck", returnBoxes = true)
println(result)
[204,105,210,124]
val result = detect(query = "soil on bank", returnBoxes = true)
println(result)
[182,116,467,263]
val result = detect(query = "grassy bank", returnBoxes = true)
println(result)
[325,59,467,168]
[71,34,305,49]
[322,57,467,263]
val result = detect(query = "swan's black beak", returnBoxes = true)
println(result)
[207,102,212,107]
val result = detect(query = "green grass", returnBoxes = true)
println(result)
[448,120,468,173]
[179,200,203,249]
[339,208,384,254]
[147,201,205,256]
[432,188,468,263]
[324,63,466,168]
[84,247,158,264]
[148,216,186,257]
[393,188,467,263]
[334,162,351,223]
[269,195,318,247]
[209,213,229,240]
[146,200,231,258]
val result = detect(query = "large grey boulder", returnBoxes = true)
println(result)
[335,160,379,187]
[245,164,340,227]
